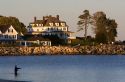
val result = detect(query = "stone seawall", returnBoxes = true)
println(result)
[0,44,125,56]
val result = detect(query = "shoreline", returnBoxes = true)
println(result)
[0,44,125,56]
[0,79,30,82]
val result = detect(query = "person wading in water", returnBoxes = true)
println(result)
[14,65,21,76]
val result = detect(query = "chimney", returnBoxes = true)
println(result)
[57,15,59,20]
[43,16,45,20]
[34,16,37,22]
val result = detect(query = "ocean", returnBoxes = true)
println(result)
[0,55,125,82]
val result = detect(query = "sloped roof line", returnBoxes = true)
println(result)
[0,24,11,33]
[30,15,67,26]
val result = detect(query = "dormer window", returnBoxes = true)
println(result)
[61,23,65,26]
[49,23,53,26]
[55,23,59,26]
[39,24,43,27]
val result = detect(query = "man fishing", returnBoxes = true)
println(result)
[14,65,21,76]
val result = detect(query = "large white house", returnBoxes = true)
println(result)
[0,25,18,40]
[27,15,73,39]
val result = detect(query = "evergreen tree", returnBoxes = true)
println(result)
[77,10,91,39]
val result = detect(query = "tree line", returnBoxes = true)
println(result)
[77,10,117,43]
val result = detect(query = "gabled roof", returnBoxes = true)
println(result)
[44,17,60,26]
[0,25,11,33]
[30,20,44,24]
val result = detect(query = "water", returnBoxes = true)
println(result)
[0,55,125,82]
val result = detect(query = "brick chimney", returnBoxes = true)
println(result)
[56,15,59,20]
[34,16,37,22]
[43,16,45,20]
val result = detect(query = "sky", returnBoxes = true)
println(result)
[0,0,125,40]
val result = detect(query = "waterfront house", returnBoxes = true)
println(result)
[0,25,18,40]
[27,15,74,43]
[0,25,19,44]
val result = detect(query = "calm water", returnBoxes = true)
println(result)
[0,55,125,82]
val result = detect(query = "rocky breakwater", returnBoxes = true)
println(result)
[0,44,125,56]
[78,44,125,55]
[0,46,79,56]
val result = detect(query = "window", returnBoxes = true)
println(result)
[51,28,53,31]
[48,28,50,31]
[13,35,15,39]
[9,35,11,39]
[13,35,16,39]
[63,28,66,31]
[12,29,13,32]
[28,28,30,32]
[0,35,2,38]
[42,28,44,31]
[61,23,65,26]
[37,29,39,32]
[39,24,43,27]
[60,28,62,31]
[53,28,56,31]
[1,35,3,38]
[55,23,59,26]
[8,29,13,33]
[49,23,53,26]
[5,35,8,39]
[39,24,41,26]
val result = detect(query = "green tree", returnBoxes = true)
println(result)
[77,10,91,39]
[93,11,117,43]
[106,19,117,43]
[93,12,107,43]
[0,16,27,34]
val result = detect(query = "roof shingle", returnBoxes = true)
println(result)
[30,15,67,27]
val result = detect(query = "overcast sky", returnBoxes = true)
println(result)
[0,0,125,40]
